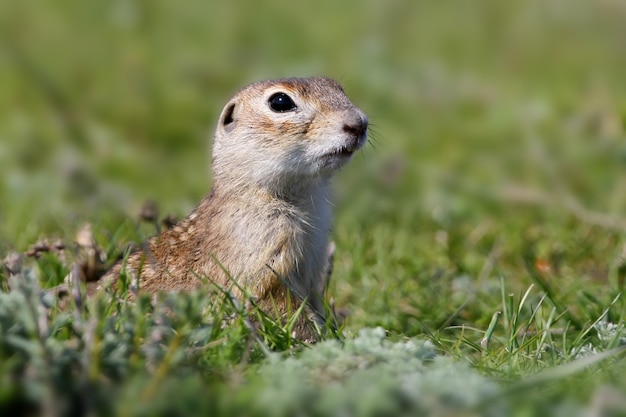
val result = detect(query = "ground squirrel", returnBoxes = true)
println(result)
[103,77,368,340]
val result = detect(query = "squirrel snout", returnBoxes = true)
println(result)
[342,111,369,140]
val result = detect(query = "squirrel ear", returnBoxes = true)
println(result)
[221,102,236,132]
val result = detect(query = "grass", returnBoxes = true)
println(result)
[2,0,626,415]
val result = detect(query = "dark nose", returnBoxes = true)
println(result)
[343,111,368,138]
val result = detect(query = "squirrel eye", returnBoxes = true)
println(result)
[268,92,297,113]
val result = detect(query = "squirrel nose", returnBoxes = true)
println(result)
[343,111,368,138]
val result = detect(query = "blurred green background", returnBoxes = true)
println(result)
[1,0,625,312]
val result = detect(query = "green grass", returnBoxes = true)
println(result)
[2,0,626,415]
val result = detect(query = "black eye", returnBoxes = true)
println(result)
[268,92,297,112]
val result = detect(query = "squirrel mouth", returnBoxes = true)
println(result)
[332,145,356,158]
[331,138,364,158]
[322,135,366,165]
[320,146,355,167]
